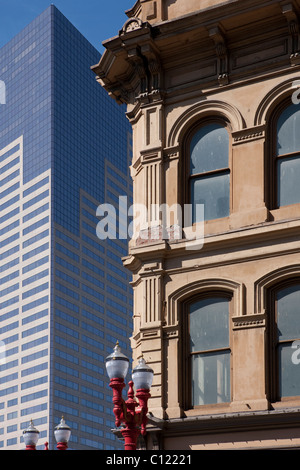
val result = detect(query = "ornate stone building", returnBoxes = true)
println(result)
[93,0,300,449]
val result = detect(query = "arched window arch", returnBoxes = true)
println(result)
[268,280,300,401]
[183,291,232,408]
[271,102,300,208]
[185,120,231,223]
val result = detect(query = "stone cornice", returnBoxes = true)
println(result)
[147,406,300,436]
[93,0,300,107]
[124,216,300,272]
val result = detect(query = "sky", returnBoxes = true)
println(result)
[0,0,134,53]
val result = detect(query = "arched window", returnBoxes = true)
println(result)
[184,294,231,407]
[274,103,300,207]
[269,282,300,400]
[187,122,230,222]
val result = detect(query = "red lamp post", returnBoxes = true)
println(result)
[106,342,154,451]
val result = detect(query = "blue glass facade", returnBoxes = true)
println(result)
[0,6,132,450]
[0,12,52,183]
[51,7,130,234]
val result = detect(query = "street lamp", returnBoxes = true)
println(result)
[54,416,72,450]
[105,341,154,451]
[23,419,40,450]
[22,416,71,450]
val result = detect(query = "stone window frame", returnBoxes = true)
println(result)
[181,289,234,411]
[266,278,300,403]
[267,96,300,210]
[168,278,244,412]
[182,116,233,224]
[255,265,300,404]
[255,78,300,213]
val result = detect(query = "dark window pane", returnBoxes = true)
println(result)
[277,284,300,341]
[278,343,300,397]
[277,156,300,207]
[276,284,300,398]
[189,297,229,352]
[190,123,229,175]
[277,104,300,156]
[191,171,230,221]
[192,350,231,405]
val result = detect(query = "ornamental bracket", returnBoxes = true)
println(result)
[281,2,300,66]
[209,25,229,86]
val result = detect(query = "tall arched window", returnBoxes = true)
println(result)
[188,122,230,223]
[275,103,300,207]
[185,294,231,407]
[269,282,300,400]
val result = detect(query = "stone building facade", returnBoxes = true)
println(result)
[93,0,300,449]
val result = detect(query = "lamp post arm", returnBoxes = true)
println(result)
[124,381,138,420]
[109,377,126,427]
[135,388,151,436]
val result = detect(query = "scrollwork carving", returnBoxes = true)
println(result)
[121,18,143,35]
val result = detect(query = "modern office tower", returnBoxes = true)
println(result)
[0,5,133,450]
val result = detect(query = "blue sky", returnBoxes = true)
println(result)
[0,0,133,52]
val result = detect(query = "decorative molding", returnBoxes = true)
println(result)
[140,149,162,163]
[163,327,179,339]
[281,2,300,66]
[140,261,163,274]
[163,146,180,161]
[125,41,163,104]
[232,125,265,145]
[168,278,245,327]
[209,26,229,86]
[232,313,266,330]
[120,17,144,35]
[142,275,163,325]
[254,264,300,314]
[168,100,245,148]
[131,155,143,177]
[141,328,160,338]
[254,78,296,126]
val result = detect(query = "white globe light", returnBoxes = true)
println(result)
[54,417,71,444]
[106,342,129,380]
[23,419,39,447]
[132,357,154,390]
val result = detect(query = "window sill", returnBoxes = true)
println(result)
[271,397,300,409]
[270,203,300,222]
[184,402,232,417]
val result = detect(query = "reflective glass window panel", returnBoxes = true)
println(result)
[189,297,229,352]
[190,123,229,175]
[277,157,300,207]
[191,350,230,406]
[191,171,230,222]
[277,284,300,341]
[277,104,300,156]
[278,343,300,397]
[276,284,300,398]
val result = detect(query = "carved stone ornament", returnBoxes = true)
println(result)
[121,18,143,35]
[209,26,229,86]
[281,3,300,66]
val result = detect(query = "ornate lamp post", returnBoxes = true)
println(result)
[106,342,154,451]
[54,416,72,450]
[23,416,71,450]
[23,419,40,450]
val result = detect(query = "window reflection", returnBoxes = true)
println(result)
[276,283,300,398]
[189,296,231,406]
[189,123,230,222]
[276,104,300,207]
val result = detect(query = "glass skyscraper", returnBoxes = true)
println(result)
[0,5,133,450]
